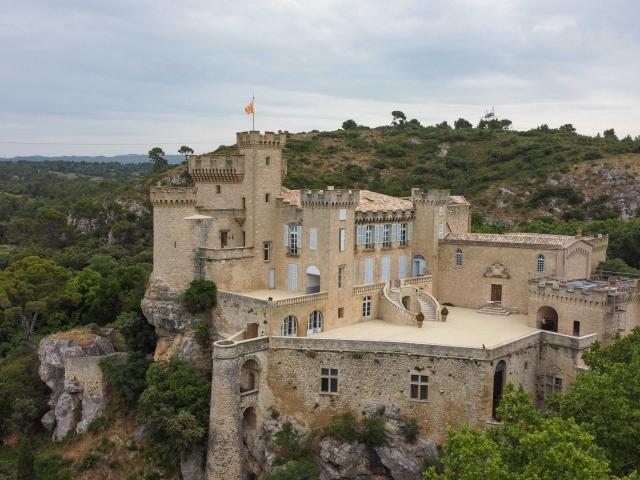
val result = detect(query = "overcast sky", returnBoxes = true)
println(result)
[1,0,639,156]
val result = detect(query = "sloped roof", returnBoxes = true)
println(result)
[442,232,587,249]
[280,187,301,207]
[449,195,469,205]
[356,190,413,212]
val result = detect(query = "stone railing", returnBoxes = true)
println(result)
[270,291,328,308]
[150,186,197,206]
[213,336,270,359]
[352,283,386,295]
[401,275,432,288]
[199,246,254,262]
[380,283,415,326]
[412,286,441,321]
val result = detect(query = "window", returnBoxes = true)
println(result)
[266,156,271,165]
[281,315,298,336]
[381,256,391,283]
[374,224,383,244]
[288,225,300,255]
[309,228,318,250]
[573,320,581,336]
[537,255,545,273]
[308,311,323,334]
[287,264,298,292]
[398,255,407,279]
[339,209,347,221]
[455,249,463,267]
[263,241,271,262]
[438,206,444,216]
[265,193,271,203]
[438,223,445,239]
[362,296,372,317]
[241,231,246,247]
[339,228,345,251]
[410,373,429,400]
[216,185,221,194]
[365,225,374,249]
[338,265,345,288]
[364,258,375,284]
[399,223,408,246]
[382,224,391,247]
[241,197,246,209]
[544,376,562,396]
[321,368,338,394]
[268,269,275,289]
[338,307,344,318]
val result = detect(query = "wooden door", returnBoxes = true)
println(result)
[491,284,502,304]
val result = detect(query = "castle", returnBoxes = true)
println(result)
[146,131,640,479]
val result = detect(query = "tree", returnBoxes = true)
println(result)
[148,147,168,172]
[100,352,150,405]
[0,256,71,344]
[184,279,217,314]
[391,111,406,128]
[178,145,194,163]
[454,118,473,129]
[16,438,36,480]
[138,357,211,466]
[603,128,618,139]
[342,119,358,130]
[559,123,576,133]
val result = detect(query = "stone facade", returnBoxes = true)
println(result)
[143,131,640,479]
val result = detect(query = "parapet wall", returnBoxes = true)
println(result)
[301,187,360,207]
[150,186,198,206]
[236,131,286,148]
[411,188,451,205]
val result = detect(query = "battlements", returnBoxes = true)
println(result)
[236,131,286,149]
[411,188,451,205]
[188,154,245,182]
[300,187,360,207]
[150,186,198,206]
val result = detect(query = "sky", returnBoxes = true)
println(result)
[1,0,639,157]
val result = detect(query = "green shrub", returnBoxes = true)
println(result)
[77,452,100,471]
[400,418,420,443]
[184,279,217,314]
[100,352,151,406]
[265,459,321,480]
[360,413,388,447]
[193,319,210,349]
[34,454,73,480]
[324,413,358,442]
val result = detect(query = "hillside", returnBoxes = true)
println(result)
[281,122,640,225]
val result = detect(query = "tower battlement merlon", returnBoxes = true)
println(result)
[411,188,451,205]
[300,187,360,207]
[236,131,287,148]
[150,186,198,206]
[188,153,245,183]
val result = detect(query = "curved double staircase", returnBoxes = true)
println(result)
[381,283,441,325]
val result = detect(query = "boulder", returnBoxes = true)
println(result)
[319,437,375,480]
[76,396,108,434]
[53,391,80,441]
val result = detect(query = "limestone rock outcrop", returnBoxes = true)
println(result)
[38,328,116,440]
[141,279,208,366]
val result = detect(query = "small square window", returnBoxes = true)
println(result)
[265,193,271,203]
[410,372,428,400]
[338,307,344,318]
[321,368,339,393]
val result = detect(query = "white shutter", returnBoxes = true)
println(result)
[391,224,398,242]
[339,229,345,252]
[438,224,444,239]
[364,258,375,284]
[356,226,363,245]
[298,226,303,246]
[268,269,275,289]
[310,228,318,250]
[399,255,407,279]
[407,223,413,240]
[381,256,391,282]
[339,209,347,220]
[374,225,382,244]
[284,224,289,246]
[288,264,298,292]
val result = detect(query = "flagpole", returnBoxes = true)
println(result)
[252,93,255,131]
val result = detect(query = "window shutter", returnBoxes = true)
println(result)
[374,225,382,244]
[339,229,345,251]
[298,226,303,245]
[438,224,444,239]
[391,224,398,242]
[381,256,391,282]
[356,226,362,245]
[339,209,347,220]
[310,228,318,250]
[288,264,298,292]
[364,258,375,284]
[399,255,407,279]
[284,224,289,246]
[407,223,413,240]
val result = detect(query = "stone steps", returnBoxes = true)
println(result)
[477,304,511,316]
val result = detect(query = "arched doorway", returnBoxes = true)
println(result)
[306,265,321,294]
[412,255,426,277]
[240,359,259,393]
[242,406,257,447]
[537,306,559,332]
[401,296,411,310]
[492,360,506,419]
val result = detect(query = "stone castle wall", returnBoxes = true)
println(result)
[64,356,108,399]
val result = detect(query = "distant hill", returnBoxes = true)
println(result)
[0,154,183,164]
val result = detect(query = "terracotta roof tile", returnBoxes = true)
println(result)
[280,187,301,207]
[443,232,586,248]
[356,190,413,212]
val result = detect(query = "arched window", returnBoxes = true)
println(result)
[281,315,298,336]
[537,255,545,273]
[455,249,463,267]
[362,296,372,317]
[308,311,323,334]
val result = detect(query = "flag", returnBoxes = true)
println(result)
[245,99,254,115]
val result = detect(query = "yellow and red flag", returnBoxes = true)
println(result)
[244,99,254,115]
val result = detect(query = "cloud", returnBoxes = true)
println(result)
[0,0,638,156]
